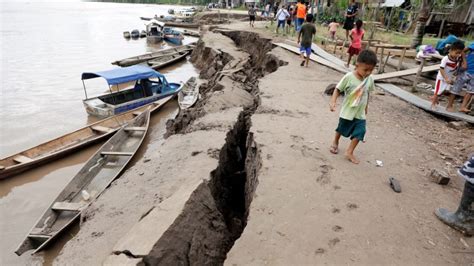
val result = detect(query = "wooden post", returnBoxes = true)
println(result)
[386,7,393,31]
[412,56,426,91]
[398,47,406,71]
[382,51,391,73]
[438,18,446,38]
[378,47,385,73]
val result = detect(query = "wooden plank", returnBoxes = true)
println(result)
[0,165,5,170]
[91,126,113,134]
[310,43,348,68]
[373,64,439,81]
[124,127,147,132]
[368,48,416,58]
[284,40,349,69]
[52,201,84,212]
[374,44,411,49]
[13,155,33,164]
[274,42,350,73]
[101,151,134,156]
[376,83,474,124]
[398,48,407,70]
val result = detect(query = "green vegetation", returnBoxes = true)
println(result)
[265,21,472,47]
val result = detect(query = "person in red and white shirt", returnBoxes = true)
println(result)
[431,40,465,110]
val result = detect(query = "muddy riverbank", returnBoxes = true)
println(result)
[33,15,474,265]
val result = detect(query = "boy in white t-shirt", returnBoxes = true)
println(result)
[431,40,465,110]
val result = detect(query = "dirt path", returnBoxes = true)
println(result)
[51,19,473,265]
[226,30,473,266]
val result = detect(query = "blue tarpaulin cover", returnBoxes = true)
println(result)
[81,65,164,85]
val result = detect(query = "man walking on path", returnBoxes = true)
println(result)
[343,0,359,40]
[295,0,307,32]
[248,5,256,28]
[275,5,290,35]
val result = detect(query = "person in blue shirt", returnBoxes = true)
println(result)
[449,42,474,113]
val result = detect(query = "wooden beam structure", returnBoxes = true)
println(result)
[376,83,474,124]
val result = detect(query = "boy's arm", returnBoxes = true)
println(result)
[330,88,340,112]
[365,93,369,114]
[439,68,451,83]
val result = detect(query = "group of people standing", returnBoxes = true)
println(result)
[247,0,308,32]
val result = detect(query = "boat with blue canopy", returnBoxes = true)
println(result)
[82,65,182,117]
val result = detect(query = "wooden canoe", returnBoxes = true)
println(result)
[111,44,194,67]
[178,77,199,110]
[15,109,151,256]
[0,96,172,180]
[147,50,190,70]
[164,21,200,28]
[182,29,200,37]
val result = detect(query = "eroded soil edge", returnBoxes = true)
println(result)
[137,30,285,264]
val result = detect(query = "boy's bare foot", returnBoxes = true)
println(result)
[460,108,470,113]
[345,153,360,164]
[430,104,438,111]
[300,60,305,66]
[446,107,455,112]
[330,145,338,154]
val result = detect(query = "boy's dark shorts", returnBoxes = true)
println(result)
[336,117,366,141]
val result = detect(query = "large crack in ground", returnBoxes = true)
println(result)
[136,30,285,265]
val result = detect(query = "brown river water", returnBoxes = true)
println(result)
[0,1,197,264]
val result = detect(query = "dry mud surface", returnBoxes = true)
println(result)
[52,19,473,265]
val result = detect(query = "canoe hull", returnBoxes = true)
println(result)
[15,110,151,256]
[0,133,110,180]
[112,44,194,67]
[178,77,199,109]
[0,96,173,180]
[164,35,183,45]
[148,51,190,70]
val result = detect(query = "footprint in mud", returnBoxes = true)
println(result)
[332,225,343,232]
[296,110,310,117]
[316,164,333,185]
[266,154,273,160]
[331,207,341,214]
[346,203,358,210]
[333,185,341,190]
[91,231,104,238]
[290,135,305,142]
[291,144,323,159]
[328,238,340,247]
[315,248,325,255]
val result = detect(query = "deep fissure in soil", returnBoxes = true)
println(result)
[140,30,284,265]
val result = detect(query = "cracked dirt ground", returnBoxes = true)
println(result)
[50,22,473,265]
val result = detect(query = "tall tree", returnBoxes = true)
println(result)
[410,0,433,48]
